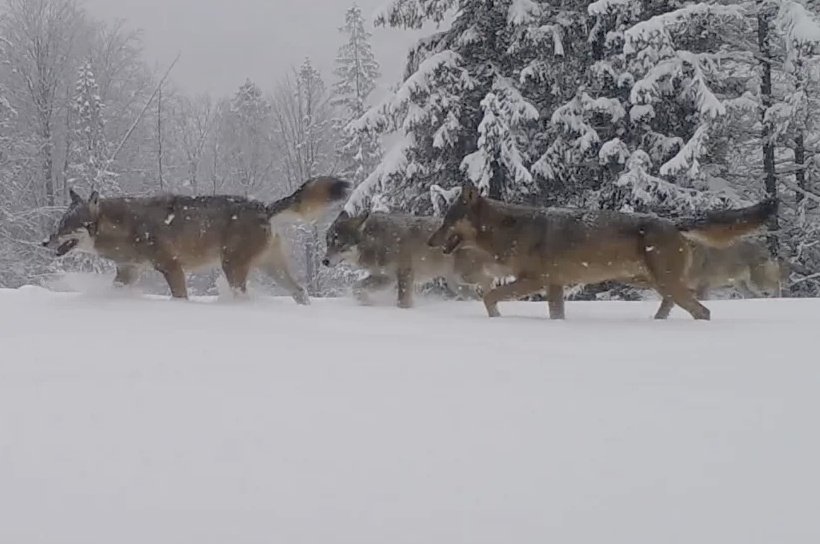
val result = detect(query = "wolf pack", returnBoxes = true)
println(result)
[42,176,798,321]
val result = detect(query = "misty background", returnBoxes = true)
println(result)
[84,0,421,96]
[0,0,407,293]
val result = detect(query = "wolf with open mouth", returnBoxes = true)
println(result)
[43,177,350,301]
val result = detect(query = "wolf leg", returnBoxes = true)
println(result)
[482,278,544,318]
[263,262,309,305]
[547,284,565,320]
[257,240,309,305]
[451,250,490,299]
[453,268,495,300]
[222,259,251,297]
[397,268,415,309]
[262,258,309,306]
[654,297,675,319]
[444,275,480,300]
[642,230,709,320]
[656,283,710,320]
[352,274,393,305]
[748,262,780,297]
[736,280,760,298]
[156,262,188,299]
[113,264,141,287]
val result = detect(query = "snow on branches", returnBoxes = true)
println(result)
[332,5,383,184]
[623,3,745,55]
[352,50,473,136]
[375,0,457,29]
[616,150,730,214]
[461,77,538,195]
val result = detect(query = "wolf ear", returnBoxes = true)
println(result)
[352,210,370,230]
[69,188,83,205]
[88,191,100,218]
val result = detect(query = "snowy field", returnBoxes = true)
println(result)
[1,284,819,544]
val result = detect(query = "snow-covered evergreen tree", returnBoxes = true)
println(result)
[297,58,334,180]
[770,0,820,294]
[550,0,746,215]
[221,79,274,197]
[347,0,576,213]
[332,4,382,185]
[70,61,115,194]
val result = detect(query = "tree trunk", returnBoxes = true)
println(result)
[795,132,806,206]
[62,101,72,200]
[488,161,504,200]
[157,85,164,191]
[42,131,55,206]
[757,2,779,256]
[190,159,198,194]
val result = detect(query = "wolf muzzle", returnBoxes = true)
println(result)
[42,234,79,256]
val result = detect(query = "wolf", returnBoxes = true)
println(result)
[651,239,814,316]
[322,210,497,308]
[43,177,350,302]
[428,182,777,320]
[687,239,783,298]
[631,239,780,319]
[635,240,812,315]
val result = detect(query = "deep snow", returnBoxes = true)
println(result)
[0,285,818,544]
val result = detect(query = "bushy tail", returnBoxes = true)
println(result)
[267,176,351,222]
[676,198,778,247]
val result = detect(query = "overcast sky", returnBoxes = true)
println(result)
[83,0,426,97]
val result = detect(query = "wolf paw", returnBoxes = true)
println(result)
[293,290,310,305]
[353,290,373,306]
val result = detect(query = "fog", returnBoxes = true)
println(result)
[83,0,424,95]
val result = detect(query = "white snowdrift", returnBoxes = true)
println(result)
[1,285,818,544]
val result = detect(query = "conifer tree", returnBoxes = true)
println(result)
[71,61,115,193]
[332,5,382,184]
[347,0,568,212]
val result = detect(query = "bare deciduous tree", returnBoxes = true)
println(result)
[1,0,85,205]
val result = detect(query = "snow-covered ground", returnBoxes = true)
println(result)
[1,284,818,544]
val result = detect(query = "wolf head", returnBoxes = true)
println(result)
[42,189,101,256]
[428,182,482,254]
[322,210,369,267]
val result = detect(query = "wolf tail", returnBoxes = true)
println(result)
[675,198,778,248]
[267,176,351,222]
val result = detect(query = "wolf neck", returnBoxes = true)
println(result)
[474,197,520,264]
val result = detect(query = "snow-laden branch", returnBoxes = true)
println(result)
[460,78,539,195]
[588,0,631,16]
[508,0,541,26]
[660,124,709,177]
[618,150,729,213]
[343,133,416,215]
[350,50,471,134]
[776,0,820,49]
[624,4,745,54]
[429,184,460,216]
[631,52,725,119]
[374,0,457,30]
